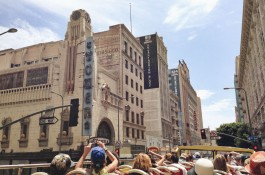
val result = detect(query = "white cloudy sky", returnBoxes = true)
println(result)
[0,0,242,130]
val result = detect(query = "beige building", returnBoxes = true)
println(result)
[0,9,145,167]
[138,34,171,148]
[169,91,180,146]
[177,60,202,145]
[236,0,265,149]
[94,24,146,154]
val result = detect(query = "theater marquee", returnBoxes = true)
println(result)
[83,37,94,136]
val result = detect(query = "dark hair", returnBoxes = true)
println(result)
[224,154,228,162]
[147,153,157,165]
[93,163,105,174]
[106,151,120,166]
[171,154,179,163]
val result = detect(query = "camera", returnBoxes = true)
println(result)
[91,139,98,147]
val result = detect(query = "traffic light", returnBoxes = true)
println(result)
[69,98,79,127]
[200,129,206,139]
[115,148,120,156]
[253,144,258,151]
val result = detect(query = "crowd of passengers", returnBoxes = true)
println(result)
[31,141,265,175]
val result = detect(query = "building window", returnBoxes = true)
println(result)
[131,111,135,123]
[125,60,128,69]
[140,85,142,93]
[134,52,137,63]
[126,127,130,137]
[141,100,143,108]
[126,110,129,121]
[40,125,48,138]
[136,114,139,124]
[1,118,11,148]
[131,79,134,88]
[19,118,30,147]
[3,127,9,140]
[137,130,140,139]
[124,41,128,54]
[125,75,128,85]
[130,47,132,58]
[131,64,133,73]
[39,125,48,147]
[136,97,139,106]
[131,95,134,104]
[136,83,138,91]
[132,128,135,138]
[142,131,144,139]
[140,72,142,80]
[126,91,129,101]
[135,68,138,77]
[139,56,142,67]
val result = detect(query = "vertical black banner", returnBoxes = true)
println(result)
[139,34,159,89]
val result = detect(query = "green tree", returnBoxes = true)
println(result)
[216,122,251,148]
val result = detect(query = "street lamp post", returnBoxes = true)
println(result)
[0,28,17,36]
[117,95,134,144]
[51,90,64,153]
[224,87,253,135]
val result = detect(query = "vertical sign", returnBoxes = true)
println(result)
[139,34,159,89]
[83,37,94,136]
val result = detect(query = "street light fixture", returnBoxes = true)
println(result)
[50,90,64,153]
[0,28,18,36]
[223,87,253,135]
[117,95,134,144]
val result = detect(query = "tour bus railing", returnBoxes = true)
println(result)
[0,159,135,175]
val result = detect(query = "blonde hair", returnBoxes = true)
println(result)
[165,153,172,161]
[132,153,152,173]
[213,154,229,172]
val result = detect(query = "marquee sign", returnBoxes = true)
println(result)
[82,37,94,136]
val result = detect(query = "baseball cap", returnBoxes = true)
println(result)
[91,146,106,165]
[50,153,75,175]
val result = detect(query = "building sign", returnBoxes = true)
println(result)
[83,37,94,136]
[27,67,48,86]
[139,34,159,89]
[0,71,24,90]
[95,35,120,69]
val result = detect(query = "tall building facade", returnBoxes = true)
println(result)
[168,68,183,145]
[168,60,202,145]
[0,9,145,169]
[236,0,265,149]
[94,24,146,154]
[169,91,181,146]
[138,34,171,149]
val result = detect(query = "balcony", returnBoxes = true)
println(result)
[0,84,51,106]
[56,132,73,146]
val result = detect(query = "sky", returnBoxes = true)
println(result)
[0,0,244,130]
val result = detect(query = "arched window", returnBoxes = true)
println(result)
[97,121,112,144]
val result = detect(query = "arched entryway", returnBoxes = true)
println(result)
[96,119,115,145]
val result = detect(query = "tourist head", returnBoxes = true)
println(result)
[50,154,75,175]
[213,154,229,172]
[245,151,265,175]
[188,158,214,175]
[132,153,152,173]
